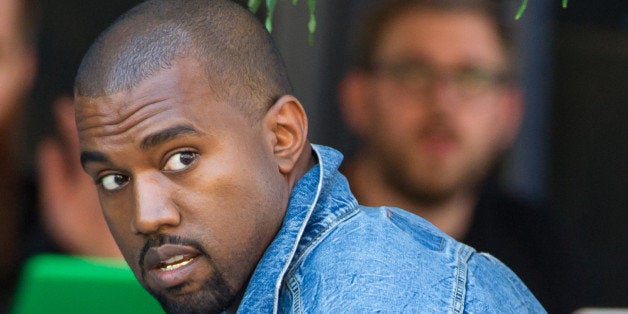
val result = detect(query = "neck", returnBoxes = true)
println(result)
[343,154,476,240]
[288,142,316,188]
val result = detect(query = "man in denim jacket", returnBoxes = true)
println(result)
[240,145,544,313]
[74,0,544,312]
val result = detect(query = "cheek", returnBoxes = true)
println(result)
[459,108,505,155]
[372,108,429,152]
[176,156,284,286]
[178,147,284,242]
[99,196,140,258]
[366,91,424,140]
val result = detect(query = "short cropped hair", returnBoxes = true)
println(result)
[353,0,517,72]
[74,0,292,118]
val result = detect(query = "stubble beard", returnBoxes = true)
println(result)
[380,148,486,206]
[150,270,236,314]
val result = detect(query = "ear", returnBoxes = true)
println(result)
[263,95,308,175]
[497,87,524,149]
[337,71,372,138]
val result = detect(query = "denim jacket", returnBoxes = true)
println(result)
[238,145,545,313]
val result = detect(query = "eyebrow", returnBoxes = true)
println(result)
[80,151,110,170]
[79,124,201,170]
[140,124,200,151]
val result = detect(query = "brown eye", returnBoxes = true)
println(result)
[163,151,198,171]
[100,174,129,191]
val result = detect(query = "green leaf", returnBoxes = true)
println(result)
[265,0,277,33]
[248,0,262,14]
[307,0,316,45]
[515,0,528,20]
[292,0,298,5]
[516,0,568,20]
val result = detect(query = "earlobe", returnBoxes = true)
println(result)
[264,95,308,175]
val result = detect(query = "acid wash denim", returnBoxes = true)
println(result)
[238,145,545,313]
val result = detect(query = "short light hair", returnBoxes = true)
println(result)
[353,0,516,73]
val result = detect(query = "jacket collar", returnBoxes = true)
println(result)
[238,144,349,312]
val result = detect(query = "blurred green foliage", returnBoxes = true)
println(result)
[249,0,570,43]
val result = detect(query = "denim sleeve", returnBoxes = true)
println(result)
[464,252,547,313]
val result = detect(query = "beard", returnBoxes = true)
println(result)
[379,143,490,206]
[138,235,238,313]
[151,270,235,314]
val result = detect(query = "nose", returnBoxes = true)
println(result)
[132,173,181,235]
[425,75,460,109]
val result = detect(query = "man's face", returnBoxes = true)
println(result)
[357,9,519,201]
[76,57,288,312]
[0,0,34,123]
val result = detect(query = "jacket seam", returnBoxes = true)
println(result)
[286,272,302,314]
[451,244,474,314]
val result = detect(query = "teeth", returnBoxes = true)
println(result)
[159,255,193,271]
[165,255,185,264]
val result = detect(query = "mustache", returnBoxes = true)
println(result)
[138,234,207,271]
[420,121,459,139]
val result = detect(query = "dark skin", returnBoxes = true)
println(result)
[76,56,313,312]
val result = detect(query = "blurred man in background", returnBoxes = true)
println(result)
[0,0,38,310]
[338,0,585,312]
[8,0,135,310]
[35,96,121,258]
[23,0,146,261]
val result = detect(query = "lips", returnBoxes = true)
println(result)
[143,244,203,290]
[419,127,458,155]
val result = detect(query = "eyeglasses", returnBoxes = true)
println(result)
[369,59,511,99]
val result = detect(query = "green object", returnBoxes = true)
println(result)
[515,0,528,20]
[249,0,571,37]
[11,254,163,314]
[248,0,262,14]
[248,0,317,44]
[516,0,569,20]
[265,0,278,33]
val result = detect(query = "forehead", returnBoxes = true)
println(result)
[376,9,505,65]
[76,70,184,126]
[75,57,230,145]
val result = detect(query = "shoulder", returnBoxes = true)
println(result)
[281,206,544,312]
[282,206,456,311]
[307,205,455,262]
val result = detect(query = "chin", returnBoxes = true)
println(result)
[152,276,236,314]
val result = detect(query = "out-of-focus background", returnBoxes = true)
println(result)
[4,0,626,311]
[274,0,628,308]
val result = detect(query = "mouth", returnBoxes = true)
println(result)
[417,123,458,150]
[142,244,205,291]
[156,254,197,271]
[419,132,457,154]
